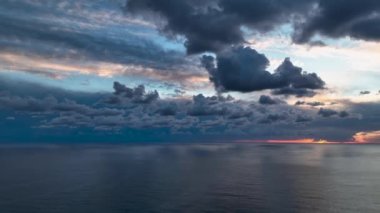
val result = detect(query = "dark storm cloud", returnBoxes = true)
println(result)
[293,0,380,44]
[126,0,314,54]
[127,0,242,54]
[201,46,325,95]
[201,47,274,92]
[127,0,380,50]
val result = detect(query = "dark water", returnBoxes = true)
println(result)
[0,144,380,213]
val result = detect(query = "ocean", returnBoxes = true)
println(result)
[0,143,379,213]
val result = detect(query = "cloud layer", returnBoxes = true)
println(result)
[0,77,364,142]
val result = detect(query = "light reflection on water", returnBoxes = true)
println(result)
[0,143,379,213]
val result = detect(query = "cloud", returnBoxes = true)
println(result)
[339,111,350,118]
[353,130,380,143]
[293,0,380,44]
[201,46,325,96]
[187,94,232,117]
[271,88,317,98]
[0,78,319,134]
[295,115,313,123]
[360,91,371,95]
[259,95,282,105]
[258,113,288,124]
[0,93,123,117]
[295,101,325,107]
[0,0,201,83]
[126,0,314,54]
[201,47,274,92]
[318,108,350,118]
[155,103,178,116]
[3,78,377,142]
[44,114,127,131]
[127,0,380,52]
[318,108,338,117]
[110,81,159,104]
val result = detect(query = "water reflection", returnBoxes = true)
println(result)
[0,144,379,213]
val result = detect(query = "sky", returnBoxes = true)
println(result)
[1,0,380,143]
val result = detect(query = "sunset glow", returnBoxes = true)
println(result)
[236,139,362,144]
[353,131,380,143]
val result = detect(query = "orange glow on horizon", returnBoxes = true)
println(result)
[266,138,316,144]
[236,138,361,144]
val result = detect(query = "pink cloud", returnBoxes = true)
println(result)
[353,131,380,143]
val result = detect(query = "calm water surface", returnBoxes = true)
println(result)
[0,143,379,213]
